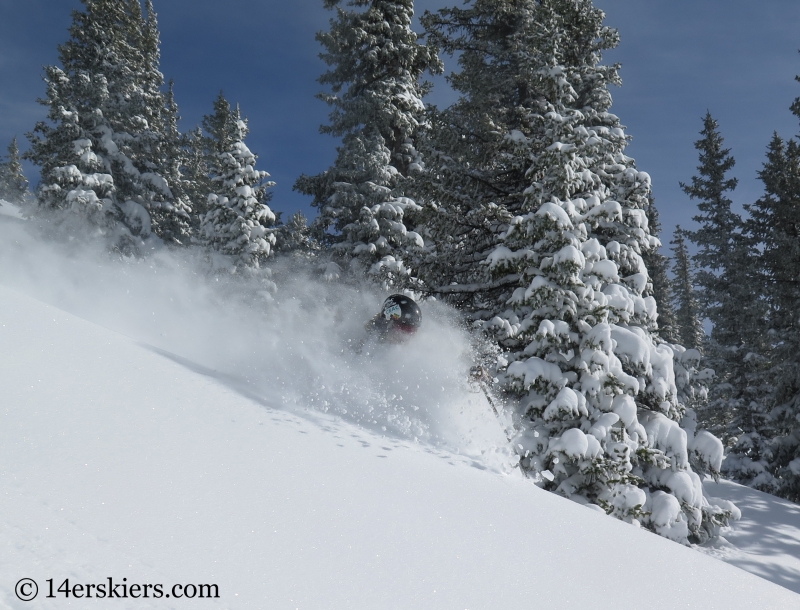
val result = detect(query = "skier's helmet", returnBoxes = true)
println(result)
[380,294,422,336]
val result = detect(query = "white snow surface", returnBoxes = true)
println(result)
[700,479,800,596]
[0,199,24,220]
[1,215,800,608]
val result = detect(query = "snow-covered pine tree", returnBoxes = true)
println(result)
[25,0,190,247]
[643,199,678,343]
[411,0,539,322]
[101,0,191,245]
[129,5,193,246]
[274,211,320,257]
[668,226,712,438]
[472,0,734,544]
[200,94,276,271]
[758,85,800,502]
[727,134,800,500]
[294,0,442,286]
[181,127,212,232]
[670,227,704,351]
[26,1,127,234]
[202,93,237,156]
[417,1,671,343]
[0,137,29,203]
[681,114,768,456]
[141,78,195,245]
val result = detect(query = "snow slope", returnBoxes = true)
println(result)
[1,209,800,608]
[2,287,800,609]
[0,200,24,220]
[701,479,800,595]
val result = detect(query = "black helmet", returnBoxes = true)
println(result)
[380,294,422,336]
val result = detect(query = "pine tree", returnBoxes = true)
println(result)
[412,0,539,321]
[25,0,190,246]
[131,5,193,245]
[202,92,238,155]
[26,1,130,234]
[643,200,678,343]
[200,94,276,271]
[294,0,442,284]
[758,83,800,501]
[668,226,712,434]
[182,126,213,232]
[670,227,704,351]
[455,0,733,544]
[681,113,742,324]
[0,137,29,203]
[274,211,320,256]
[680,113,768,459]
[727,134,800,500]
[142,78,194,245]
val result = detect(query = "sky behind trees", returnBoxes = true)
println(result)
[2,0,800,240]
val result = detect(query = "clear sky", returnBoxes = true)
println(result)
[2,0,800,245]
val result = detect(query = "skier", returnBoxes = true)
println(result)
[363,294,422,344]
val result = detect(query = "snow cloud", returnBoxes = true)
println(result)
[0,211,511,467]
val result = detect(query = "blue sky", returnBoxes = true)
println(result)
[2,0,800,245]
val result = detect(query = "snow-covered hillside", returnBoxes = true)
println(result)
[1,207,799,608]
[700,479,800,595]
